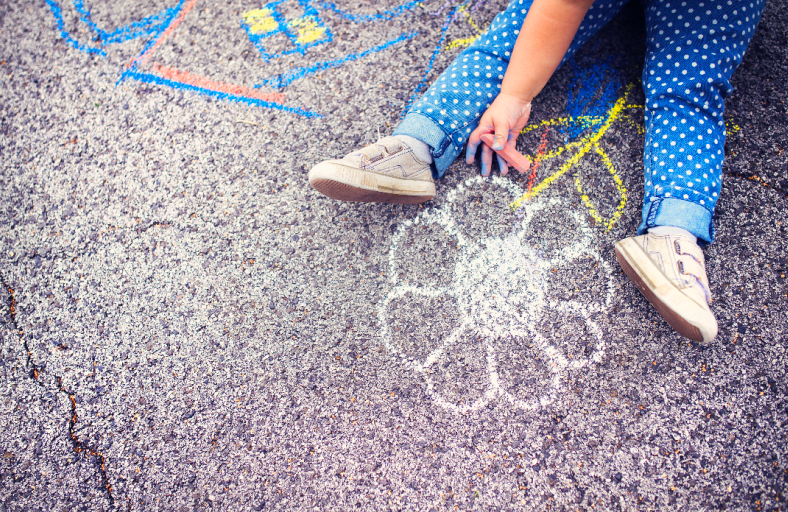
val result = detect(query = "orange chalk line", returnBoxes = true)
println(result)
[150,63,287,104]
[526,127,550,195]
[128,0,199,69]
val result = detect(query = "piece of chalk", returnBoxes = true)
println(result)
[480,134,531,174]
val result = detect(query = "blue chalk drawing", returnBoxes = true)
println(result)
[118,0,193,79]
[562,57,626,139]
[45,0,190,55]
[45,0,485,116]
[123,68,321,117]
[401,4,464,116]
[241,0,333,62]
[44,0,106,56]
[72,0,188,45]
[243,0,422,90]
[317,0,422,23]
[258,31,418,89]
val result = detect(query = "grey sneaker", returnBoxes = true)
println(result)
[615,233,718,343]
[309,136,435,204]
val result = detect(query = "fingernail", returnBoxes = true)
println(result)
[493,144,503,151]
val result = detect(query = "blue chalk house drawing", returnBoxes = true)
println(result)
[241,0,333,62]
[43,0,456,115]
[241,0,420,90]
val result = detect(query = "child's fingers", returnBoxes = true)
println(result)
[480,142,494,177]
[465,138,479,164]
[492,125,509,151]
[506,130,519,147]
[496,154,509,177]
[467,119,492,164]
[480,131,529,174]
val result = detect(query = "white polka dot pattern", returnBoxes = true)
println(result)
[397,0,764,243]
[404,0,632,172]
[641,0,765,222]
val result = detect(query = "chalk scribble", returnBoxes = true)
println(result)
[379,176,615,413]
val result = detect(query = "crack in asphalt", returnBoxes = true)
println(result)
[1,214,263,508]
[1,271,116,508]
[56,375,115,506]
[1,275,41,383]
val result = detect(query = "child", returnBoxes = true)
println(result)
[308,0,765,343]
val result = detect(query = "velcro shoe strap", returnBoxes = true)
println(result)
[673,237,705,266]
[677,256,705,283]
[676,256,712,303]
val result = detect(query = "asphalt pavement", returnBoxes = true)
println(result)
[0,0,786,510]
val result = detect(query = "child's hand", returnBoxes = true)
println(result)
[466,94,531,177]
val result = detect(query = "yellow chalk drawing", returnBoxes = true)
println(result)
[575,144,628,230]
[290,15,327,44]
[520,115,603,135]
[446,34,480,50]
[460,5,483,34]
[242,9,327,44]
[510,84,639,231]
[243,8,278,35]
[446,5,485,50]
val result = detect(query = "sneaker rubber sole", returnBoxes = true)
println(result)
[309,161,435,204]
[615,238,718,343]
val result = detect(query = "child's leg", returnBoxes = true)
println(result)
[310,0,632,203]
[616,0,765,343]
[395,0,632,177]
[637,0,766,243]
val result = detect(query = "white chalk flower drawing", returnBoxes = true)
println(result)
[378,176,615,413]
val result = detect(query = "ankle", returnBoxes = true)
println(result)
[648,225,697,244]
[394,135,433,164]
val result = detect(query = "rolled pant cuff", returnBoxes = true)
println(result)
[394,113,459,178]
[637,197,714,245]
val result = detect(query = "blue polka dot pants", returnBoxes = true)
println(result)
[394,0,765,244]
